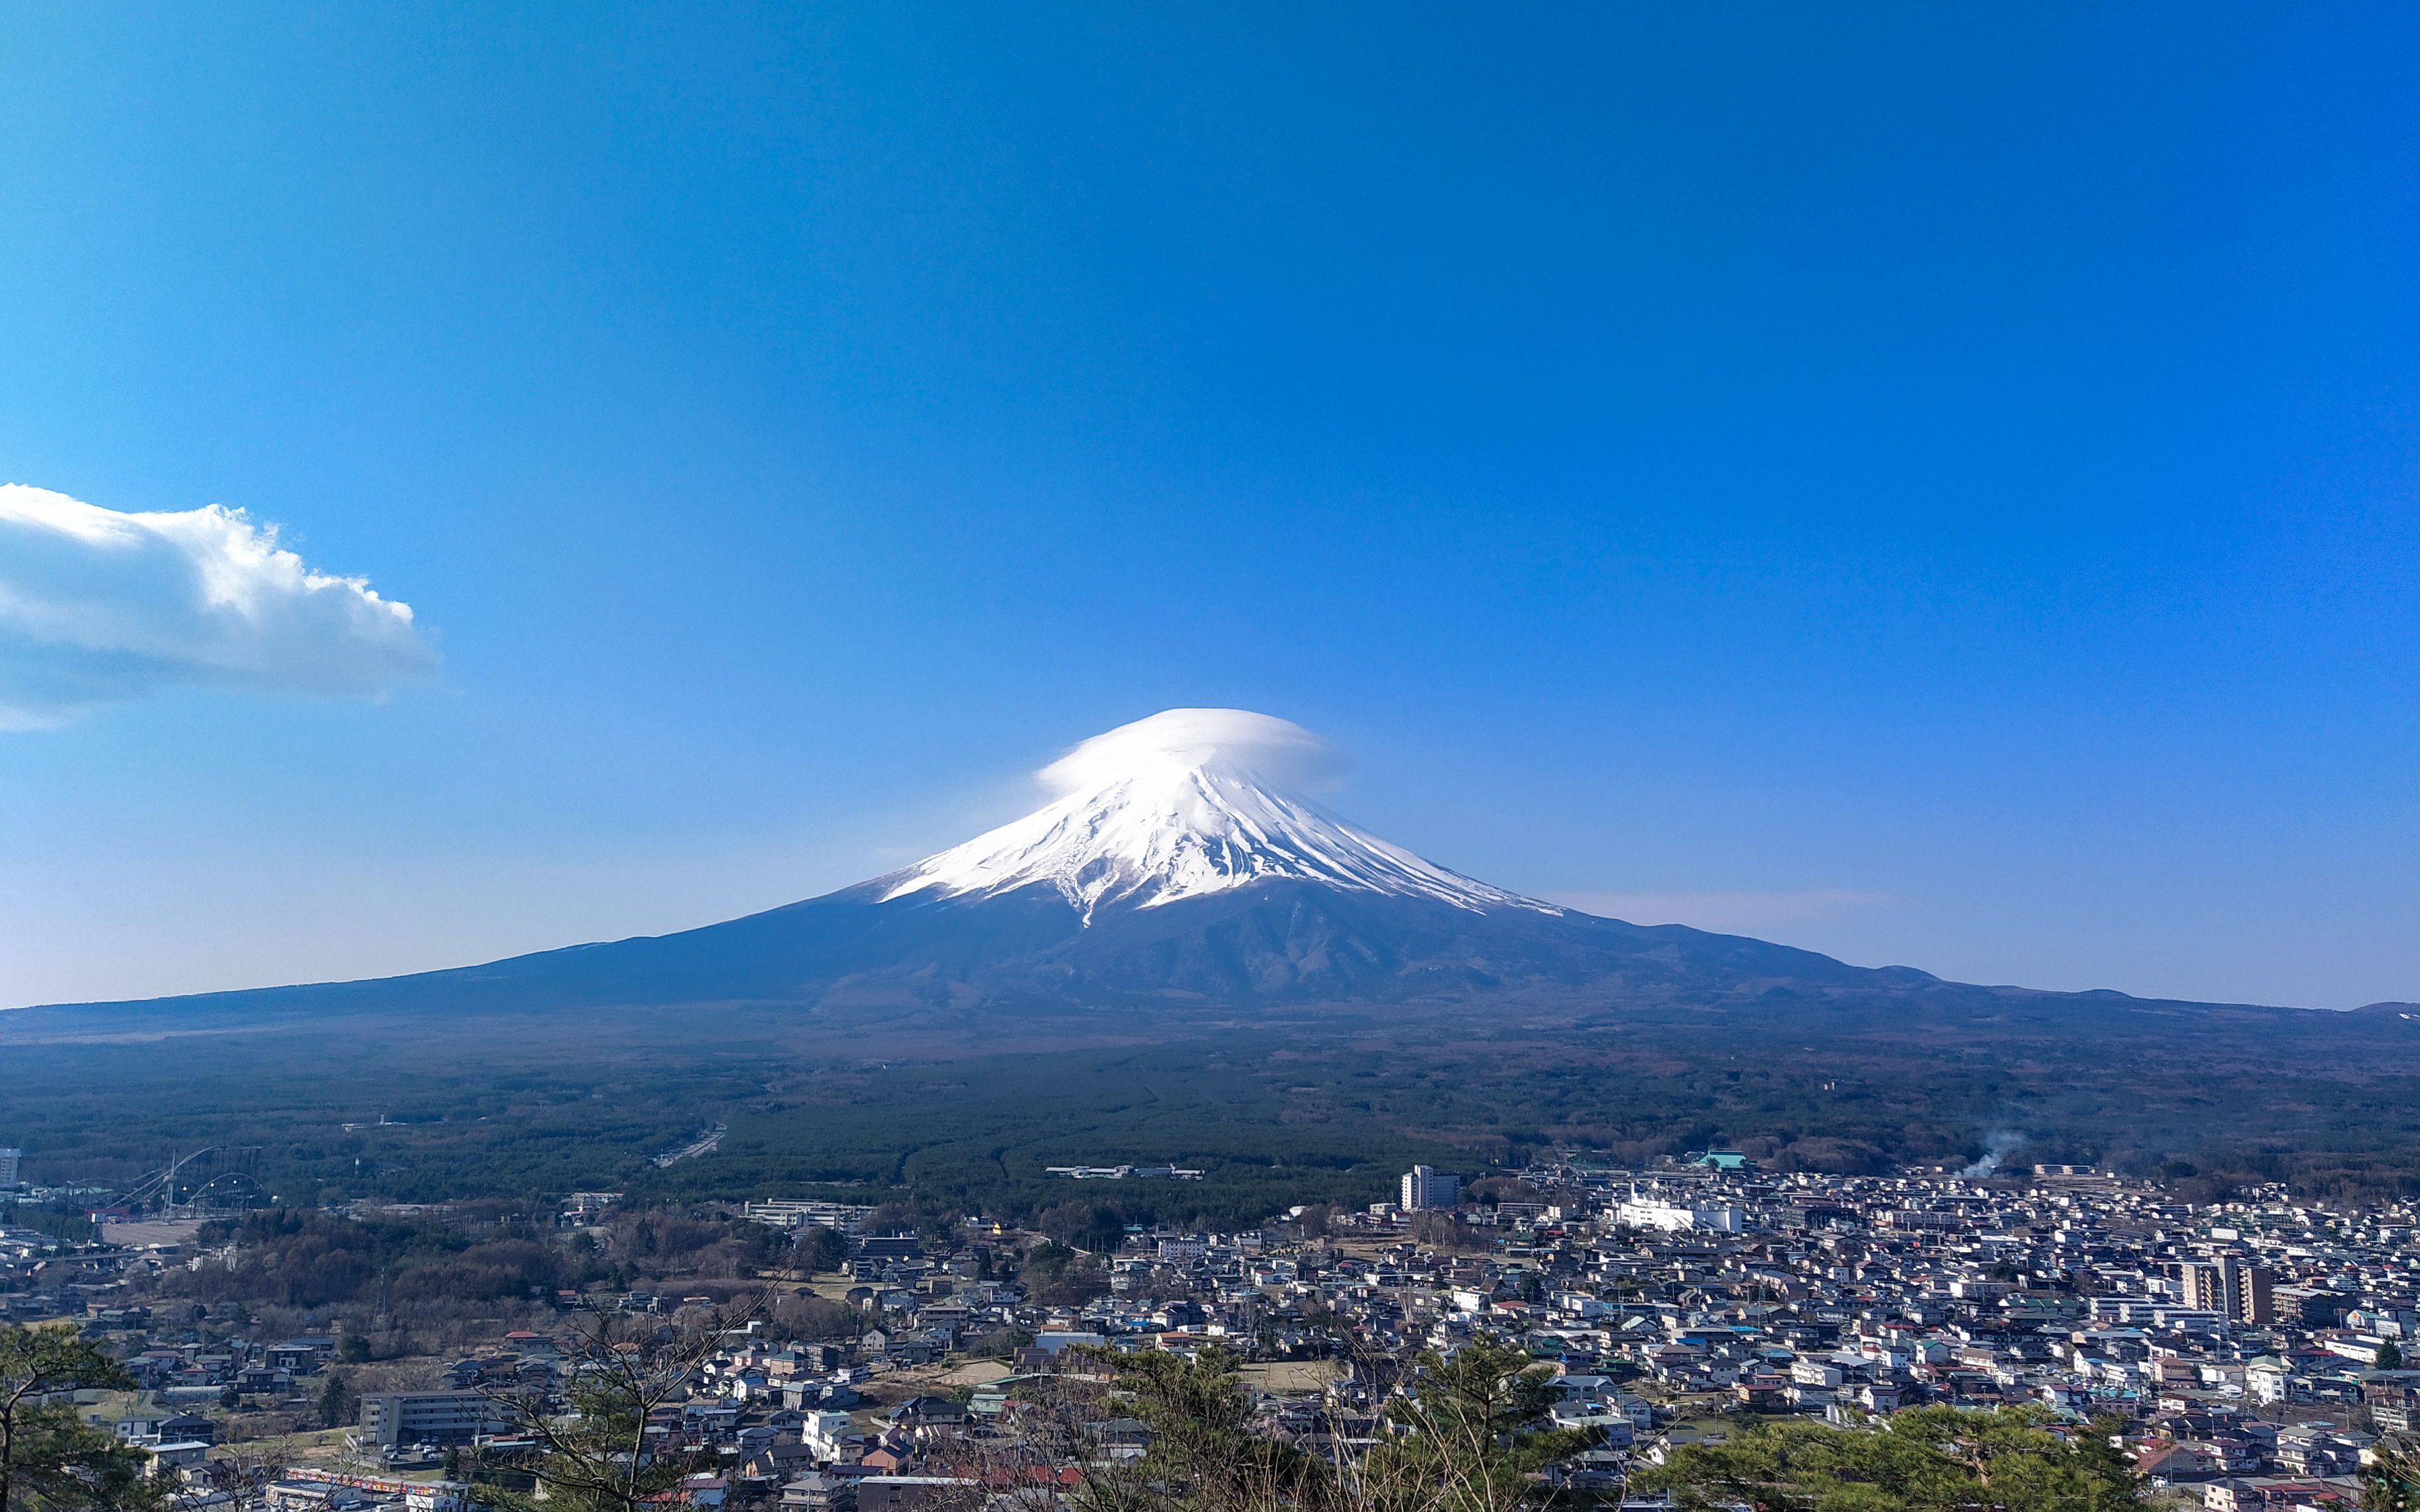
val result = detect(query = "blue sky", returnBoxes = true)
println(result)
[2,4,2415,1009]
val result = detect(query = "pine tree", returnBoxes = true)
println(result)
[1635,1405,2144,1512]
[317,1374,356,1432]
[0,1326,165,1512]
[1359,1341,1598,1511]
[2364,1441,2420,1512]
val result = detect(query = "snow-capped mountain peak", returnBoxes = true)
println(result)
[881,708,1560,921]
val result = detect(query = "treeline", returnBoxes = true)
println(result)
[0,1200,97,1245]
[174,1210,588,1310]
[19,989,2420,1218]
[163,1207,806,1314]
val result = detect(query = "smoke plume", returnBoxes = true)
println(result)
[1960,1130,2025,1178]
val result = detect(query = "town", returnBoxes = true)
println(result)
[9,1150,2420,1510]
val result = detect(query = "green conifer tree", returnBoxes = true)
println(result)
[0,1327,165,1512]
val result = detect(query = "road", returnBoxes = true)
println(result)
[653,1122,727,1167]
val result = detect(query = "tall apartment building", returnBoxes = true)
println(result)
[2240,1263,2275,1325]
[2179,1258,2277,1327]
[2177,1261,2226,1315]
[1402,1165,1459,1212]
[0,1149,19,1188]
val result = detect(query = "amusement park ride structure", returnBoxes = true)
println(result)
[121,1146,270,1214]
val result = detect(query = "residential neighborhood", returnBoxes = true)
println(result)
[13,1156,2420,1509]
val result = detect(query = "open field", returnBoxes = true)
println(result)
[101,1218,206,1248]
[1238,1359,1342,1393]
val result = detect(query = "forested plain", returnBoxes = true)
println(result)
[8,984,2420,1226]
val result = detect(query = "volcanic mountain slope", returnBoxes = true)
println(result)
[3,708,2281,1028]
[18,711,2420,1214]
[880,708,1550,920]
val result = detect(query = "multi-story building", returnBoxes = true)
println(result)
[1402,1165,1459,1211]
[1613,1194,1746,1233]
[2239,1262,2276,1325]
[2179,1259,2232,1316]
[358,1391,514,1448]
[2180,1257,2279,1326]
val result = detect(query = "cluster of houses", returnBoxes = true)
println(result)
[30,1158,2420,1509]
[444,1162,2420,1508]
[1,1220,126,1318]
[116,1333,344,1401]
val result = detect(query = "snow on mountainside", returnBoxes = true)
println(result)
[881,708,1560,921]
[22,705,1926,1019]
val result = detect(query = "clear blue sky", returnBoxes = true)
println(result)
[2,4,2415,1009]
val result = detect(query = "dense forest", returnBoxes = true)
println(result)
[128,1206,867,1361]
[173,1208,791,1309]
[6,987,2420,1216]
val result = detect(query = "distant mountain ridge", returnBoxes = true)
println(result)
[9,708,2318,1030]
[14,711,2413,1219]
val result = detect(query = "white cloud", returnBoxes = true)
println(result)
[0,484,438,728]
[1037,708,1344,794]
[1552,888,1902,934]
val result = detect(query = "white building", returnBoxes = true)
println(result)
[1402,1166,1459,1211]
[1613,1195,1744,1233]
[2247,1356,2292,1405]
[799,1410,855,1460]
[737,1200,869,1232]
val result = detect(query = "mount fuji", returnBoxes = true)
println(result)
[30,708,1926,1023]
[18,711,2412,1208]
[881,709,1554,921]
